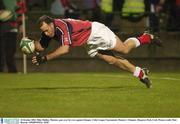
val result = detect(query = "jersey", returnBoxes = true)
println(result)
[39,18,92,48]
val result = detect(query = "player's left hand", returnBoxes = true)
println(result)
[32,53,47,65]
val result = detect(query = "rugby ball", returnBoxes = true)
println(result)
[20,38,35,54]
[0,10,13,22]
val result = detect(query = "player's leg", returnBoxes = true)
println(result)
[0,34,5,72]
[112,36,136,54]
[97,53,152,88]
[112,32,162,54]
[97,52,135,72]
[86,22,152,88]
[4,32,17,73]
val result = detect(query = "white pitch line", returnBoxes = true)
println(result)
[152,77,180,81]
[90,74,180,81]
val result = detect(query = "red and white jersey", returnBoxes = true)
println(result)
[40,18,92,48]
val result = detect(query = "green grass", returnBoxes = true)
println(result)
[0,72,180,117]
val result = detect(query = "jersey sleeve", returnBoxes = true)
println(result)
[39,32,52,48]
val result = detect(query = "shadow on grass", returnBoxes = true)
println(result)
[10,86,138,93]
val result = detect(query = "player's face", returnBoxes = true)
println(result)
[40,22,55,37]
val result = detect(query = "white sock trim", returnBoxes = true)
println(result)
[125,37,140,48]
[133,67,141,77]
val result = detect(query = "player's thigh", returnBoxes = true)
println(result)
[112,36,127,53]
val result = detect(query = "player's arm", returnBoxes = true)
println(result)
[32,21,71,65]
[46,45,69,60]
[32,45,70,65]
[34,40,45,52]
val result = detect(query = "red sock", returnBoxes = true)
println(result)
[138,70,144,79]
[133,67,144,79]
[137,34,151,45]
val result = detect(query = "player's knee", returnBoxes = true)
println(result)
[116,44,130,54]
[121,48,129,54]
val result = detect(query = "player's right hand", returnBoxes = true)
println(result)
[32,53,47,66]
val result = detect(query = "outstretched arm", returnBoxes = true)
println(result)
[46,45,69,61]
[32,45,70,65]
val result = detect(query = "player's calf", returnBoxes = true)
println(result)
[97,53,117,65]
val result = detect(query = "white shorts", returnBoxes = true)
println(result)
[85,22,116,57]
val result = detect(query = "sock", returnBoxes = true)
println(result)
[133,67,144,79]
[137,34,152,45]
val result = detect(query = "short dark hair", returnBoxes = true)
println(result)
[38,15,54,26]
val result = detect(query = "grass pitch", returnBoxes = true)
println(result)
[0,72,180,117]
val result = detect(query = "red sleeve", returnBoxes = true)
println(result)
[55,19,72,45]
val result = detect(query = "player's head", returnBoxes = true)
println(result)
[38,15,55,37]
